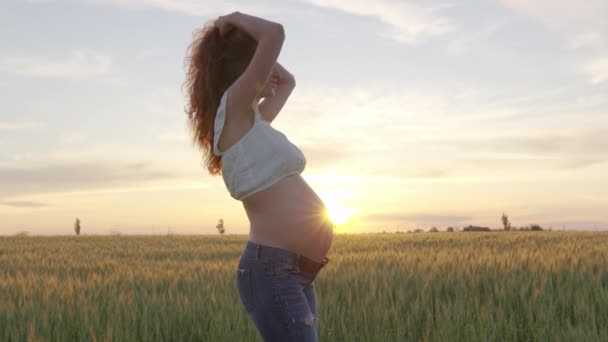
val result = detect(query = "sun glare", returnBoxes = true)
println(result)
[325,202,356,226]
[317,188,359,230]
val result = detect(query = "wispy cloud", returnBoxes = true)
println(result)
[447,20,506,56]
[0,160,177,199]
[299,141,351,168]
[365,212,473,225]
[0,121,44,130]
[72,0,294,17]
[304,0,454,44]
[79,0,217,15]
[0,49,111,79]
[0,200,47,208]
[283,81,608,175]
[498,0,608,85]
[419,128,608,170]
[498,0,608,37]
[363,167,450,180]
[571,32,604,50]
[583,58,608,85]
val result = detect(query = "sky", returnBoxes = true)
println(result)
[1,0,607,235]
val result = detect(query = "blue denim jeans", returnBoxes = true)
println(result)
[236,240,329,341]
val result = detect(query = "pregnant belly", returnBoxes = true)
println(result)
[242,174,334,263]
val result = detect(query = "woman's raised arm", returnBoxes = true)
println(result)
[216,12,285,114]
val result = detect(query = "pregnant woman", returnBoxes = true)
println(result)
[184,11,334,341]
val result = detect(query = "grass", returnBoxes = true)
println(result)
[1,232,607,341]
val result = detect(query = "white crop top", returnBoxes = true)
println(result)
[213,89,307,200]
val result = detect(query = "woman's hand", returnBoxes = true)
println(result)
[215,11,241,37]
[273,62,295,86]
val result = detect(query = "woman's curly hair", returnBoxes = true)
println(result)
[183,20,258,175]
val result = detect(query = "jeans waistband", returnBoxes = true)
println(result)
[243,240,329,273]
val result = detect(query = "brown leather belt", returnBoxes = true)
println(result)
[255,244,329,273]
[293,253,329,273]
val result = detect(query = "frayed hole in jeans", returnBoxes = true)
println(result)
[304,312,316,327]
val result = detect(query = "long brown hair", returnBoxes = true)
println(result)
[183,20,258,175]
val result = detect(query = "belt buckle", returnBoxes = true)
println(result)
[294,254,310,273]
[320,256,329,267]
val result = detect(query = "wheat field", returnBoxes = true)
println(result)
[1,232,607,341]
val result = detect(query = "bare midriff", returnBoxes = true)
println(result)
[242,173,334,264]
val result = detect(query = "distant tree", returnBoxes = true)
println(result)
[446,227,454,232]
[413,229,424,233]
[502,212,511,231]
[216,218,225,234]
[463,225,491,232]
[530,224,543,231]
[74,218,81,235]
[429,227,439,233]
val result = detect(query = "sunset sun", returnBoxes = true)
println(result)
[325,203,355,226]
[319,189,358,228]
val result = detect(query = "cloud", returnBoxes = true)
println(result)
[0,121,45,130]
[365,212,472,225]
[304,0,454,44]
[54,0,453,44]
[447,20,506,56]
[79,0,217,15]
[73,0,294,17]
[280,81,608,178]
[299,141,351,168]
[498,0,608,37]
[0,201,47,208]
[498,1,608,84]
[558,158,607,170]
[423,128,608,170]
[583,58,608,85]
[367,168,450,179]
[0,160,178,199]
[571,32,604,50]
[0,49,111,79]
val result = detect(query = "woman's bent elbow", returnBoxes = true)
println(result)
[271,23,285,41]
